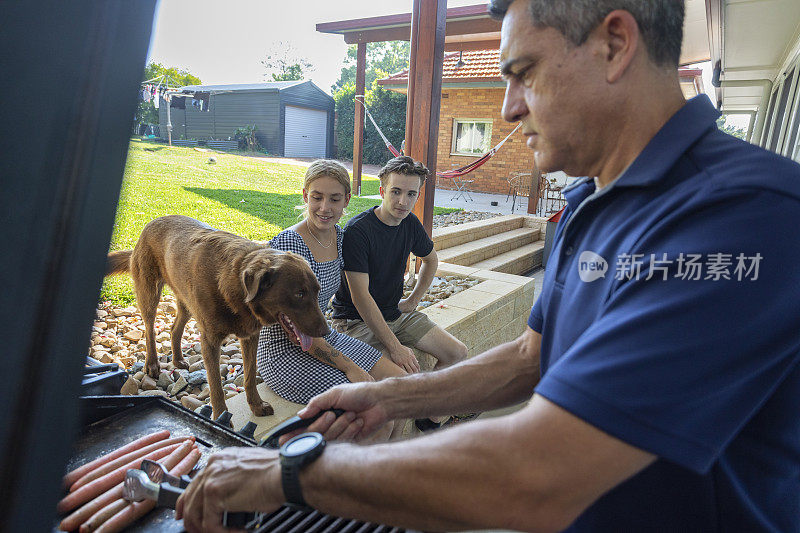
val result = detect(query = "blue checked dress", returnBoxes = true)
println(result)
[256,227,382,404]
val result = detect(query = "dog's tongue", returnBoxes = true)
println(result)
[294,325,312,352]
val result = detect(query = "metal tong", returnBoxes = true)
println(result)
[123,470,184,508]
[140,458,192,488]
[123,463,255,528]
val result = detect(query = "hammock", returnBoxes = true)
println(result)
[355,95,521,179]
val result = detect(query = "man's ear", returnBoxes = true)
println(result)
[599,9,640,84]
[241,260,275,303]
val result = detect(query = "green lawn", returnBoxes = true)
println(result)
[101,139,457,305]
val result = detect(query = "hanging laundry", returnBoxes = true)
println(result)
[193,91,210,112]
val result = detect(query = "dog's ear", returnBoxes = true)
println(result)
[241,259,275,303]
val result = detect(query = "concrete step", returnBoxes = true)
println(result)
[471,240,545,275]
[437,227,539,266]
[433,214,528,251]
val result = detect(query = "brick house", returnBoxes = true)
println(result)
[378,49,705,195]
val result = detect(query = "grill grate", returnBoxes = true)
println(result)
[251,506,416,533]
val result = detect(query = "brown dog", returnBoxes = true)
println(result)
[106,215,328,419]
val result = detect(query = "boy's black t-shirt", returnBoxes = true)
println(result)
[331,206,434,322]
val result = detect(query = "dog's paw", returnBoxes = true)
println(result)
[249,401,274,417]
[145,363,161,379]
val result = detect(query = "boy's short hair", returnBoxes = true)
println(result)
[377,156,429,189]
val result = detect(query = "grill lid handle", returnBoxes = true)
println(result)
[260,409,345,449]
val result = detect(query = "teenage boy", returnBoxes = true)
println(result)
[330,156,468,376]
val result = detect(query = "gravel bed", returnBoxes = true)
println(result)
[432,210,500,228]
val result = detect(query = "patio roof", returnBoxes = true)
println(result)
[317,1,711,62]
[708,0,800,112]
[317,4,500,52]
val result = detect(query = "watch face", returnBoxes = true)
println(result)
[284,433,322,457]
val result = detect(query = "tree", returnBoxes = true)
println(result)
[143,62,201,87]
[333,80,407,165]
[262,41,314,82]
[136,62,202,126]
[332,41,410,165]
[332,41,411,93]
[716,115,747,140]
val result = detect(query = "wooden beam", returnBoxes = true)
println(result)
[527,161,541,215]
[444,39,500,52]
[343,15,499,44]
[407,0,447,237]
[345,26,410,44]
[316,4,492,35]
[352,42,366,196]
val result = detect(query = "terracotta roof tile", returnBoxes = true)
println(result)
[380,49,502,84]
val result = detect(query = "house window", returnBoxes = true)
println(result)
[452,119,492,155]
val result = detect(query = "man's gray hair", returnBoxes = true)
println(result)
[488,0,684,67]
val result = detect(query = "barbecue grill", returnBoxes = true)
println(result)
[58,396,419,533]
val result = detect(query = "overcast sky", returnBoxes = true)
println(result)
[146,0,482,94]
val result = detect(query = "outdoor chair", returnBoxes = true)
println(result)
[542,177,566,215]
[508,171,534,213]
[440,164,475,202]
[506,172,526,201]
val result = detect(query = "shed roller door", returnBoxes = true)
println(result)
[285,105,327,158]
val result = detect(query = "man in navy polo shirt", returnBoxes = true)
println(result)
[177,1,800,531]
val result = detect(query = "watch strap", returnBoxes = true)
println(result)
[281,462,307,507]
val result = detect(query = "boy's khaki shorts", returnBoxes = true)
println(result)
[331,311,436,351]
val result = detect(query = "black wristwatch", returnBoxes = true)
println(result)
[279,432,326,507]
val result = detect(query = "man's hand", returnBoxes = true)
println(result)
[345,365,375,383]
[175,447,283,533]
[388,344,420,373]
[397,297,418,313]
[279,382,391,445]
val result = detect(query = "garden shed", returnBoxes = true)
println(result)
[158,80,335,158]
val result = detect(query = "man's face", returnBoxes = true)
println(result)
[500,0,610,176]
[379,172,421,223]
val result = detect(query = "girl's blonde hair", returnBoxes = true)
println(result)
[299,160,351,219]
[304,159,351,194]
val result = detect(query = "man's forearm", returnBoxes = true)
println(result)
[379,333,540,419]
[301,413,548,532]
